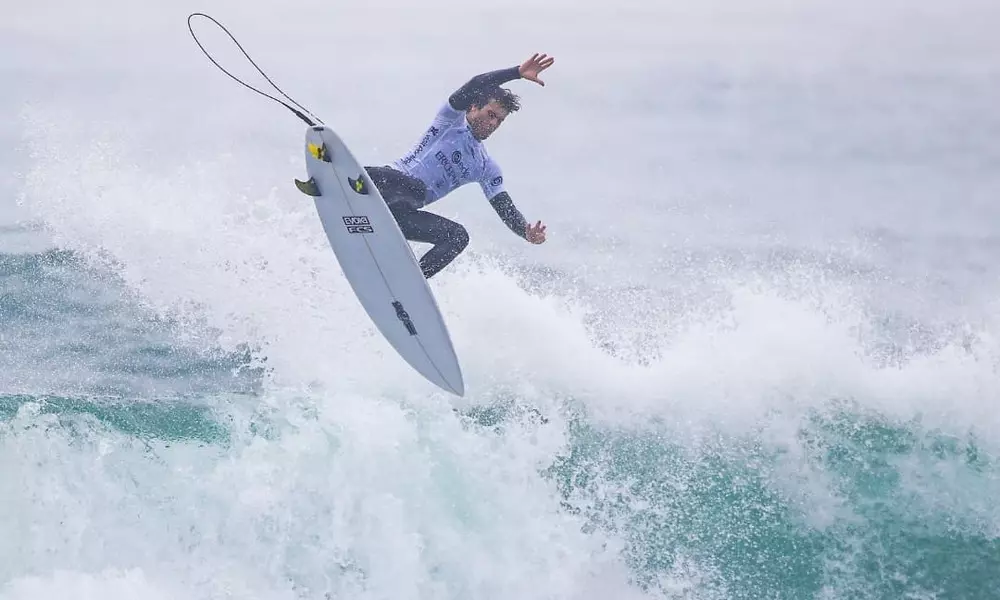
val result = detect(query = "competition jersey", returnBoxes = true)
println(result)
[392,102,508,208]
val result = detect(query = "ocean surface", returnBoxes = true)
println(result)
[3,0,1000,598]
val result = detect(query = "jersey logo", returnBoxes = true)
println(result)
[348,175,369,195]
[491,176,503,187]
[399,126,441,166]
[435,150,469,188]
[343,215,374,234]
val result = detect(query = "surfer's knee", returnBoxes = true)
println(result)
[451,223,470,252]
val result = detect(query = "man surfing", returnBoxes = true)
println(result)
[365,53,555,279]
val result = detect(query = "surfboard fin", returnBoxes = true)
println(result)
[294,177,321,197]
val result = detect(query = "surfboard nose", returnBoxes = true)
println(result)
[408,349,464,397]
[441,369,464,397]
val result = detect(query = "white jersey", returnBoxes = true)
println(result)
[392,102,508,207]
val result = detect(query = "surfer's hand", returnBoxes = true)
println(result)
[518,53,555,86]
[526,220,547,244]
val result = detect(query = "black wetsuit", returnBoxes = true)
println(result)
[364,66,529,279]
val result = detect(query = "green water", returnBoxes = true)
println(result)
[4,390,997,599]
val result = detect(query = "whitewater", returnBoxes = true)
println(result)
[3,0,1000,598]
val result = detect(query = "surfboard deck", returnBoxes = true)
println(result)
[297,125,464,396]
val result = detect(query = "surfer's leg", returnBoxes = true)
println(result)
[363,166,465,278]
[390,207,469,279]
[365,166,426,207]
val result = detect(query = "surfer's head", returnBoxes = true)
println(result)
[466,87,520,141]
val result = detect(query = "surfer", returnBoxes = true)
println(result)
[365,53,555,279]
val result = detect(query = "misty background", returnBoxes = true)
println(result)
[3,0,1000,598]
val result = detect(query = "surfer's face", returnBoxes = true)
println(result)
[467,100,509,140]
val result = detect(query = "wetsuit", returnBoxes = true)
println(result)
[365,66,529,279]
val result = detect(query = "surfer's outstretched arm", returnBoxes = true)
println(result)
[491,192,547,244]
[489,192,528,239]
[448,53,555,110]
[448,67,523,111]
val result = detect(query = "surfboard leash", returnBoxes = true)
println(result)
[186,12,324,128]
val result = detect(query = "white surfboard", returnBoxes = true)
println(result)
[295,125,464,396]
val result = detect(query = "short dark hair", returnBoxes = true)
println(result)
[493,87,521,113]
[471,86,521,113]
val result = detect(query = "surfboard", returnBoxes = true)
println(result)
[295,125,465,396]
